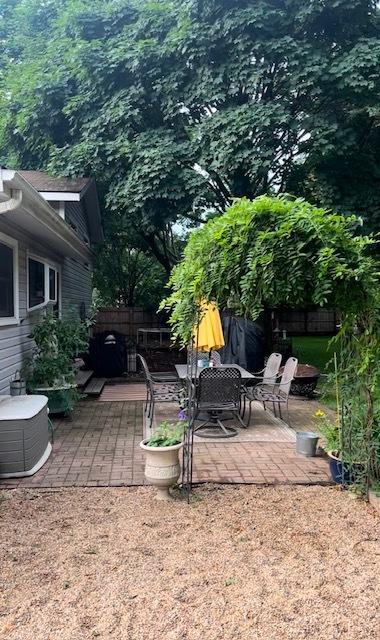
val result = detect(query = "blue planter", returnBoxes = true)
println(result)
[328,451,355,485]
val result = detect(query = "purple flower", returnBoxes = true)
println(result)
[177,409,187,421]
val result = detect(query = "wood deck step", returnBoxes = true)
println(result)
[75,370,93,388]
[84,378,107,397]
[99,383,147,402]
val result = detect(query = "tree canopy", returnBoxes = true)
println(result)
[1,0,380,279]
[93,237,167,309]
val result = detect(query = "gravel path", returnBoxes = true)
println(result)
[0,485,379,640]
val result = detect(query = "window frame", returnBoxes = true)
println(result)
[27,253,59,312]
[0,232,19,326]
[48,266,57,303]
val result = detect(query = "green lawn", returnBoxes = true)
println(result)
[292,336,337,410]
[292,336,335,373]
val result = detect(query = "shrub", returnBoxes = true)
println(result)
[27,311,89,389]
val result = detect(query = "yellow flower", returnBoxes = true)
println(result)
[314,409,326,418]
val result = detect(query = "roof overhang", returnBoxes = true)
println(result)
[39,191,81,202]
[32,181,103,244]
[0,168,93,260]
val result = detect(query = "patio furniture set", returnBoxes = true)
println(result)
[138,352,298,438]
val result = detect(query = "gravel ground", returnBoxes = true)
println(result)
[0,485,379,640]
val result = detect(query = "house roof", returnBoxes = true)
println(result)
[17,170,104,244]
[18,170,90,193]
[0,168,93,260]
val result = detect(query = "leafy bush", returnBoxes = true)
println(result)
[146,421,185,447]
[27,312,89,389]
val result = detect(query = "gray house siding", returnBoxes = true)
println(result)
[65,202,90,246]
[61,200,93,315]
[0,221,64,394]
[0,218,93,395]
[61,257,92,316]
[0,170,101,396]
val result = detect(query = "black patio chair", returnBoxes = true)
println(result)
[137,354,180,428]
[137,352,178,383]
[193,367,246,438]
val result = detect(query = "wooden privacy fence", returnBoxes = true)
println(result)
[95,307,338,340]
[276,309,338,335]
[94,307,163,339]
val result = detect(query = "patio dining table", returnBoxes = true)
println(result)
[175,363,254,381]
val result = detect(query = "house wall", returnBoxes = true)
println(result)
[65,202,90,246]
[0,218,93,395]
[61,257,92,317]
[61,202,93,316]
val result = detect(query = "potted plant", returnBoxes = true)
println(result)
[140,421,186,501]
[26,311,89,416]
[313,410,343,482]
[314,409,363,484]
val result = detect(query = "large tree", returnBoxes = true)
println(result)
[1,0,380,277]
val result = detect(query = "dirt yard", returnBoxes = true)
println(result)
[0,485,379,640]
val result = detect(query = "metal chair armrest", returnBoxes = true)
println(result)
[276,375,295,387]
[270,377,294,398]
[151,372,178,382]
[252,382,278,399]
[251,374,280,382]
[151,379,180,391]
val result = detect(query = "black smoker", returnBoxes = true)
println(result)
[86,331,136,378]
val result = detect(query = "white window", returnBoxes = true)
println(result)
[0,232,19,326]
[28,255,58,311]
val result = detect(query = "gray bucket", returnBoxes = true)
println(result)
[10,369,26,396]
[296,431,319,457]
[10,380,26,396]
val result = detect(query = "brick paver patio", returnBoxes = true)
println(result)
[0,397,331,489]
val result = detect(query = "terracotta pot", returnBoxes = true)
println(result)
[140,439,183,501]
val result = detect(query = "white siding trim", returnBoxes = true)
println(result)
[39,192,81,202]
[0,231,19,326]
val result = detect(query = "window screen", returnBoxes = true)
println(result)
[0,241,14,317]
[28,258,45,308]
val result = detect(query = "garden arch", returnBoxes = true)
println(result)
[163,195,380,495]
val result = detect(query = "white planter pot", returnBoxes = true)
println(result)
[140,439,183,501]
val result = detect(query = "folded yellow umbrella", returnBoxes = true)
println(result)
[193,301,225,352]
